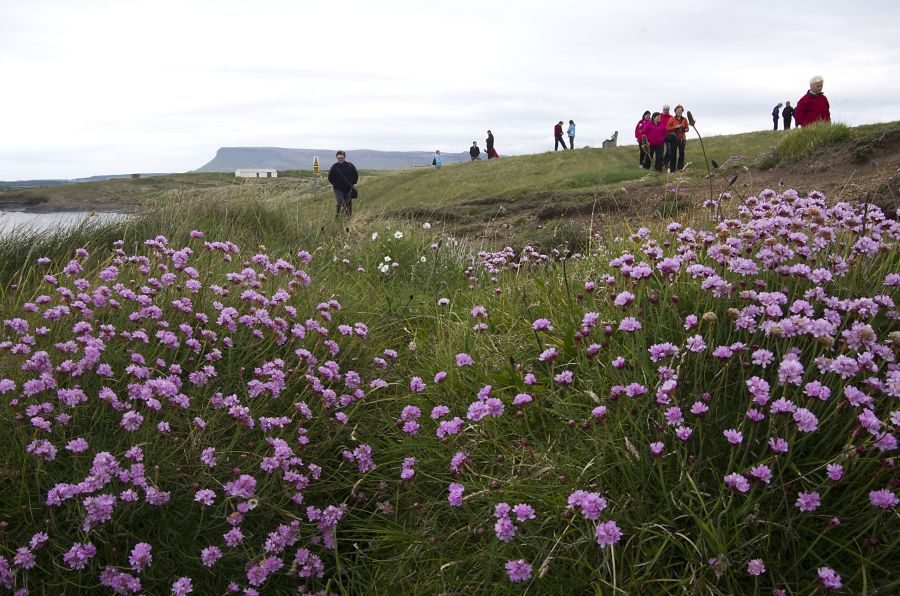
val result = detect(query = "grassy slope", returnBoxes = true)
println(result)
[356,129,785,216]
[0,135,899,593]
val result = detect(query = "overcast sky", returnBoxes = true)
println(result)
[1,0,898,180]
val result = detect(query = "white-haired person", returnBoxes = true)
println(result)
[659,105,672,168]
[794,75,830,127]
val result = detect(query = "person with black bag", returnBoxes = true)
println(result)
[327,150,359,218]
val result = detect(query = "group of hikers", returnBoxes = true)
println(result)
[633,104,691,173]
[772,75,831,130]
[330,75,835,218]
[467,130,499,162]
[553,120,577,150]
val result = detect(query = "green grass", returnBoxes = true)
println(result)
[0,123,898,593]
[0,184,897,593]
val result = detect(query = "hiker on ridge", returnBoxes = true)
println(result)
[567,120,576,150]
[782,101,795,129]
[772,103,783,130]
[665,104,690,173]
[635,111,652,169]
[470,142,481,160]
[554,121,568,151]
[795,75,830,127]
[486,130,498,159]
[327,150,359,218]
[433,149,442,169]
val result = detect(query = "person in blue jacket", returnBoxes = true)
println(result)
[567,120,576,150]
[433,150,442,169]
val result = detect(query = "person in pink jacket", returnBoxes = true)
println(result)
[642,112,667,172]
[635,110,652,168]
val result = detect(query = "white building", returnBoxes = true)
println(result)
[235,169,278,178]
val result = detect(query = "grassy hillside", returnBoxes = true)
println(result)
[0,178,897,593]
[357,129,785,215]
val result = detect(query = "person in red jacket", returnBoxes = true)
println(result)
[634,111,652,168]
[665,104,690,172]
[659,105,672,167]
[642,112,667,172]
[794,75,831,127]
[554,121,568,151]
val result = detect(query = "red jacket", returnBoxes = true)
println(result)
[554,123,563,137]
[642,121,667,146]
[634,118,649,141]
[794,91,830,127]
[659,113,672,129]
[666,115,689,141]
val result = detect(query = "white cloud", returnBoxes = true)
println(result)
[1,0,899,179]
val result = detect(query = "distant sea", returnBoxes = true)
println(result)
[0,210,128,237]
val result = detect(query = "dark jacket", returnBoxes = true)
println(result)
[328,161,359,192]
[470,145,481,159]
[554,123,564,137]
[486,133,494,151]
[782,105,795,122]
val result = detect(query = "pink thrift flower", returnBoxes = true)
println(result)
[449,451,468,473]
[512,503,536,522]
[595,520,623,548]
[554,370,573,385]
[675,426,693,442]
[505,559,532,583]
[724,473,750,493]
[494,516,516,542]
[514,393,533,407]
[749,465,772,484]
[817,567,842,589]
[868,488,897,509]
[795,491,821,512]
[826,463,843,481]
[539,347,558,362]
[128,542,152,572]
[650,441,664,456]
[747,559,766,576]
[618,317,642,332]
[723,429,743,445]
[172,577,193,595]
[793,407,818,432]
[200,546,223,567]
[532,318,553,331]
[455,353,473,367]
[448,483,464,507]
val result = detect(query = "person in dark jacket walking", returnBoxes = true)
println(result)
[782,101,795,130]
[486,130,497,159]
[554,121,568,150]
[772,103,783,130]
[327,150,359,218]
[469,142,481,160]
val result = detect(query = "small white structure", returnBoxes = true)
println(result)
[235,169,278,178]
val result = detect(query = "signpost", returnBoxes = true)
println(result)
[312,156,319,195]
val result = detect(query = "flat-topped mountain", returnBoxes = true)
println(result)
[197,147,471,172]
